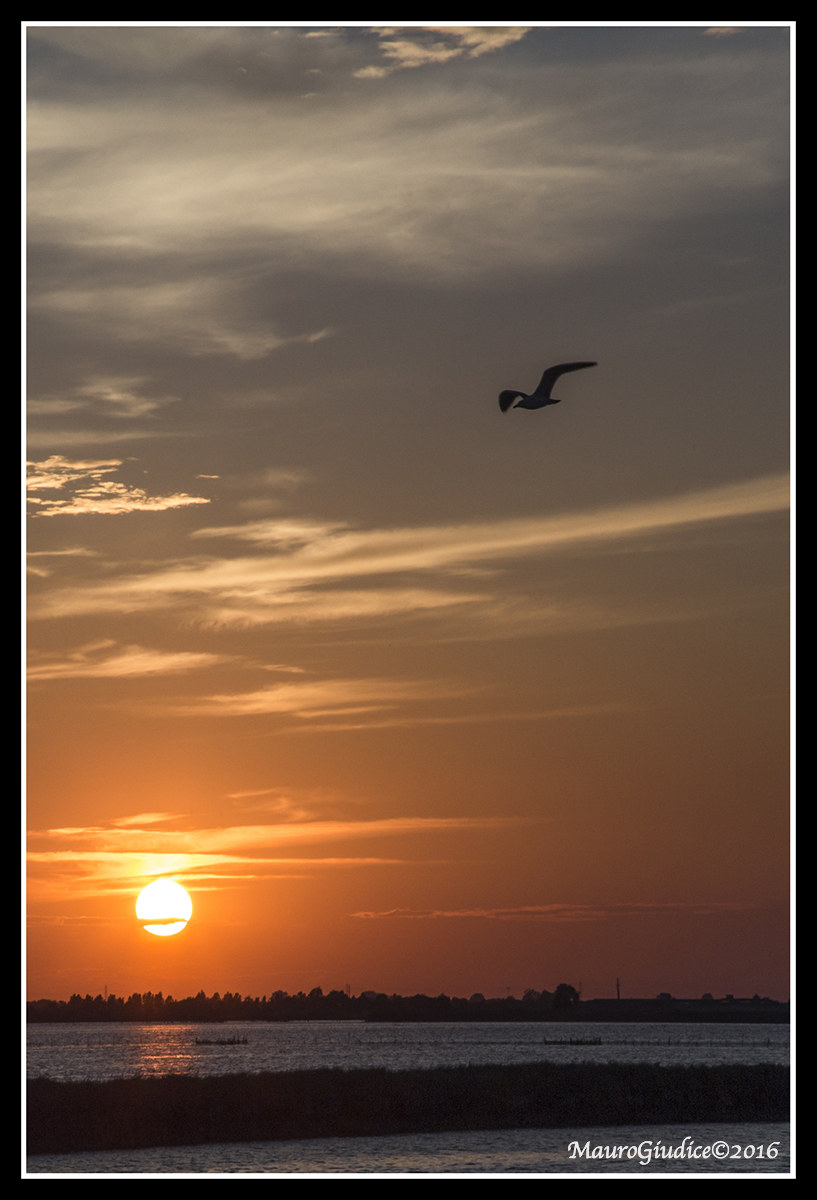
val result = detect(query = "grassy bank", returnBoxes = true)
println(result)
[27,1062,789,1155]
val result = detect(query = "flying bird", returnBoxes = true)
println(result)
[499,361,597,412]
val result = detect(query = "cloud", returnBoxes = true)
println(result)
[25,473,785,734]
[26,455,211,516]
[27,813,523,902]
[436,27,533,58]
[28,473,788,623]
[29,376,180,421]
[282,701,631,735]
[26,546,98,578]
[31,813,506,851]
[73,376,177,418]
[354,27,531,77]
[26,427,172,451]
[26,640,228,681]
[224,787,344,825]
[195,472,788,562]
[26,26,788,304]
[167,675,468,720]
[27,455,122,491]
[350,901,757,921]
[30,278,335,362]
[109,812,186,828]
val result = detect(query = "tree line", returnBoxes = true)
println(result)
[27,983,581,1023]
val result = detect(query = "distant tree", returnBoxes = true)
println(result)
[553,983,579,1010]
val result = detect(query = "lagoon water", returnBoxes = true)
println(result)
[25,1021,791,1176]
[26,1019,789,1082]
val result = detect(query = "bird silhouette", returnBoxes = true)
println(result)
[499,361,596,412]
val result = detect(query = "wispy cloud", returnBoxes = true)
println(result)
[27,640,228,681]
[29,473,788,624]
[167,675,470,720]
[29,376,180,421]
[26,546,98,578]
[27,27,786,298]
[354,26,530,78]
[195,472,788,563]
[350,901,757,921]
[27,813,523,903]
[27,455,211,517]
[109,812,186,828]
[224,787,345,825]
[284,701,631,735]
[26,428,173,451]
[30,279,336,362]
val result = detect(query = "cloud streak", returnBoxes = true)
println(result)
[350,901,758,921]
[27,812,524,902]
[167,675,469,720]
[27,641,228,681]
[30,279,335,362]
[281,701,632,735]
[29,473,788,622]
[28,376,181,421]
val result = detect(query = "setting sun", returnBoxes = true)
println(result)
[136,880,192,937]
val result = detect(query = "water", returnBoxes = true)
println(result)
[26,1020,790,1082]
[25,1021,792,1176]
[25,1123,791,1176]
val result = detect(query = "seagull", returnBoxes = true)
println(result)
[499,361,597,412]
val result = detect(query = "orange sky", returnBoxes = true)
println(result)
[26,23,790,1002]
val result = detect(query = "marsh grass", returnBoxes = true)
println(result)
[27,1062,788,1155]
[194,1036,248,1046]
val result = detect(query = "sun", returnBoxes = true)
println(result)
[136,879,193,937]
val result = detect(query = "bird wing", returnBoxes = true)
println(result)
[533,361,597,397]
[499,390,524,412]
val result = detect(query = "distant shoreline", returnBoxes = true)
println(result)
[26,991,790,1025]
[27,1062,789,1156]
[25,1012,790,1025]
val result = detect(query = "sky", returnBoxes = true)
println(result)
[25,22,791,1003]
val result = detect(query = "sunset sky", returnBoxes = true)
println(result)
[26,23,791,1003]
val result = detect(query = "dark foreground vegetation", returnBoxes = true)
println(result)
[27,1062,788,1155]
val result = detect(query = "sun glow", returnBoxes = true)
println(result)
[136,879,192,937]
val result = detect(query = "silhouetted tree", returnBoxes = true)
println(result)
[553,983,580,1011]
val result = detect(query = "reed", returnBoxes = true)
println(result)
[27,1061,789,1156]
[194,1036,248,1045]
